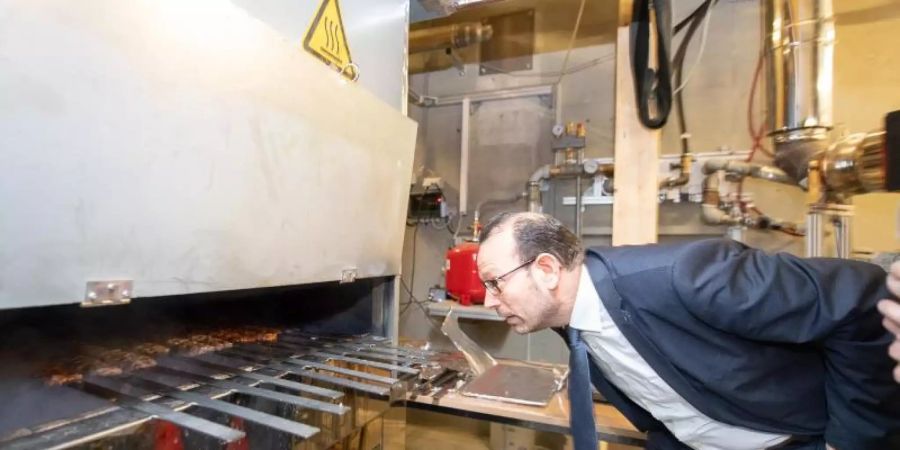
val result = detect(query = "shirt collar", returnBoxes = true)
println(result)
[569,264,605,333]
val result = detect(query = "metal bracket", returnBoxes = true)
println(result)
[446,48,466,76]
[550,135,586,150]
[340,268,358,284]
[82,280,133,307]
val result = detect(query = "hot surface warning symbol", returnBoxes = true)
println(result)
[304,0,356,80]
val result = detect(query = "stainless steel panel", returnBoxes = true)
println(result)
[231,0,410,110]
[0,0,416,309]
[460,363,565,407]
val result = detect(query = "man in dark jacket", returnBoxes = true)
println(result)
[476,212,900,450]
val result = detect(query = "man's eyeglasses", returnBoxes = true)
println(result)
[481,258,536,295]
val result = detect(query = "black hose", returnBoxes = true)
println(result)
[631,0,673,129]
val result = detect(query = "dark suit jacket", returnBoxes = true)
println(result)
[577,239,900,450]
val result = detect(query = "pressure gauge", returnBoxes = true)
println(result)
[552,124,565,138]
[583,159,599,175]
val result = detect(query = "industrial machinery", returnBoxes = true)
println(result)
[408,184,450,224]
[695,0,900,258]
[526,123,613,239]
[0,1,424,448]
[0,2,647,449]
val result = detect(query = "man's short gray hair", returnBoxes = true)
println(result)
[479,212,583,270]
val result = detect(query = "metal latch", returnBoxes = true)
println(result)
[82,280,133,307]
[340,268,358,284]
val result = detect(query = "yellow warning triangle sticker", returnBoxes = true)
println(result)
[303,0,355,80]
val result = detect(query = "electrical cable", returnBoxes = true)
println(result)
[445,214,457,235]
[674,1,708,34]
[671,0,715,155]
[398,277,444,335]
[452,210,464,243]
[401,184,430,313]
[739,43,775,214]
[405,224,419,309]
[672,2,714,95]
[669,2,793,239]
[747,50,774,160]
[398,198,452,338]
[556,0,588,86]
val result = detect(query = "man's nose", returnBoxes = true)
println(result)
[484,291,500,309]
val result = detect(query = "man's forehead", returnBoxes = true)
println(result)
[478,227,518,268]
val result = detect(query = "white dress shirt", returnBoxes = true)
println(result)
[569,265,790,450]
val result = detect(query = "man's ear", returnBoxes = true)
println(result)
[533,253,562,290]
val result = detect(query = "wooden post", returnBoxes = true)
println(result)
[612,1,660,246]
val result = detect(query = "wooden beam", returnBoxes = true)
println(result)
[612,10,660,246]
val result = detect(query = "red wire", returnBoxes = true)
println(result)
[739,48,774,213]
[747,50,773,161]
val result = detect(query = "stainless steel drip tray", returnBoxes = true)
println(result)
[460,362,568,407]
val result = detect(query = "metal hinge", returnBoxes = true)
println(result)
[82,280,133,307]
[340,268,358,284]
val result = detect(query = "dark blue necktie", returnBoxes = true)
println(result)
[567,326,599,450]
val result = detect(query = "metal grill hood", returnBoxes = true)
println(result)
[0,0,417,309]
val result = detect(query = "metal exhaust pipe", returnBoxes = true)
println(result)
[764,0,835,184]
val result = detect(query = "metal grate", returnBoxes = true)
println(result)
[1,333,430,450]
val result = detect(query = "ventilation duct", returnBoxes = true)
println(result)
[764,0,835,184]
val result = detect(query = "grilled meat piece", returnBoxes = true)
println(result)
[132,342,170,357]
[43,354,123,386]
[82,345,156,372]
[40,326,282,385]
[164,334,230,356]
[165,337,212,356]
[188,334,232,351]
[44,365,85,386]
[209,327,279,344]
[209,329,250,343]
[249,326,279,342]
